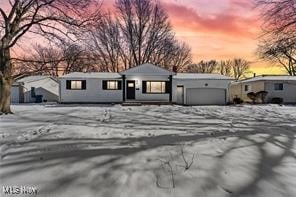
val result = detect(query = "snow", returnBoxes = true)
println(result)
[60,72,121,79]
[17,76,54,83]
[238,75,296,83]
[1,104,296,197]
[120,63,174,76]
[174,73,233,80]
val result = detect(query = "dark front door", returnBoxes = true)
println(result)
[127,80,136,100]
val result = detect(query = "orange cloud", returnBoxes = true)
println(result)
[3,0,285,75]
[158,0,281,74]
[161,2,259,38]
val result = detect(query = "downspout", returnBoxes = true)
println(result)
[169,75,173,103]
[122,75,126,102]
[59,79,62,103]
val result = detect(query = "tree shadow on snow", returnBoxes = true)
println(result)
[1,105,296,196]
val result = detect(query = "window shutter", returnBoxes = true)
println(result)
[118,81,122,90]
[102,80,107,90]
[165,81,170,93]
[66,80,71,90]
[142,81,147,93]
[82,80,86,90]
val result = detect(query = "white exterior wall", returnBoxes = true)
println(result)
[229,81,265,103]
[24,88,59,103]
[172,79,232,104]
[11,86,20,103]
[59,74,232,104]
[265,81,296,103]
[60,78,123,103]
[229,80,296,103]
[125,75,170,101]
[22,78,59,103]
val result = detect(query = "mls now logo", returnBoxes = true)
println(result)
[3,186,37,195]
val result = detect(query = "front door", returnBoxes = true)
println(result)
[127,80,136,100]
[177,86,184,105]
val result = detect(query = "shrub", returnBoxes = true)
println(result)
[233,97,244,104]
[247,92,257,104]
[256,91,268,103]
[271,97,283,104]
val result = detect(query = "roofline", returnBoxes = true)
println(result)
[12,82,24,86]
[238,74,295,82]
[59,72,122,79]
[17,75,57,83]
[119,63,176,75]
[59,76,122,79]
[174,78,233,80]
[174,73,234,80]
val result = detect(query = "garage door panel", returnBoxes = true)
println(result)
[186,88,226,105]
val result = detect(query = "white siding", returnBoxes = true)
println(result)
[60,78,123,103]
[172,79,231,104]
[264,81,296,103]
[11,86,20,103]
[22,78,59,103]
[229,81,265,103]
[125,76,170,101]
[229,80,296,104]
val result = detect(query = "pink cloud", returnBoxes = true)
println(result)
[161,1,260,37]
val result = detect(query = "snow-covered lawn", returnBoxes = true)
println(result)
[1,104,296,197]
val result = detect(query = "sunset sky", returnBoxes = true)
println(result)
[103,0,286,75]
[5,0,286,75]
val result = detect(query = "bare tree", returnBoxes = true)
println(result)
[232,58,251,80]
[14,42,96,77]
[17,44,62,77]
[88,13,122,72]
[0,0,102,113]
[258,35,296,76]
[219,60,232,77]
[60,43,95,74]
[158,40,192,72]
[256,0,296,75]
[114,0,192,70]
[187,60,218,73]
[187,58,250,79]
[83,0,192,72]
[256,0,296,36]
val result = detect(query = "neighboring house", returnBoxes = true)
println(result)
[11,76,59,103]
[229,75,296,104]
[59,63,233,105]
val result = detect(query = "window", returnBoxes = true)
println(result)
[71,81,82,89]
[274,83,283,90]
[102,80,122,90]
[128,83,134,88]
[143,81,169,94]
[108,81,118,90]
[66,80,86,90]
[244,85,250,92]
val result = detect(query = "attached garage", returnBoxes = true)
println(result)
[173,73,233,105]
[186,88,226,105]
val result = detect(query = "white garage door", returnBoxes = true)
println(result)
[186,88,226,105]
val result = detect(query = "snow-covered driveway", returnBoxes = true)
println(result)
[1,104,296,197]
